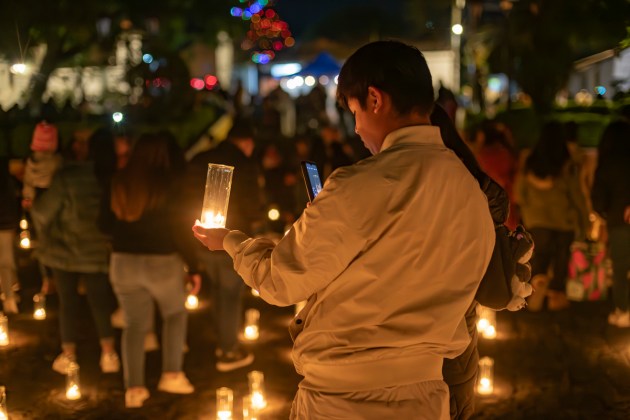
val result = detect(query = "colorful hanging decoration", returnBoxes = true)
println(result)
[230,1,294,64]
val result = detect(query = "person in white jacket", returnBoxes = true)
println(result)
[193,40,494,420]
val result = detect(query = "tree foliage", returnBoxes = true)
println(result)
[488,0,630,114]
[0,0,238,116]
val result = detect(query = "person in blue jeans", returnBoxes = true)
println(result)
[591,120,630,327]
[107,132,202,408]
[187,121,264,372]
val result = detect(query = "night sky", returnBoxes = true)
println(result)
[274,0,405,38]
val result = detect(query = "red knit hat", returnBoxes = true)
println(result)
[31,122,58,152]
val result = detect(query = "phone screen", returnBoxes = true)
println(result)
[301,161,323,202]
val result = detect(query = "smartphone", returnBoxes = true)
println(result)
[300,160,323,203]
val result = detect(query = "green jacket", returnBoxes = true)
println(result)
[31,161,110,273]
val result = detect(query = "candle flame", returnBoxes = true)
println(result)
[251,391,267,409]
[244,325,259,341]
[34,308,47,320]
[201,211,226,228]
[66,384,81,400]
[185,294,199,310]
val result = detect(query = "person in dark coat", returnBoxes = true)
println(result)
[591,120,630,327]
[0,157,20,314]
[187,120,265,371]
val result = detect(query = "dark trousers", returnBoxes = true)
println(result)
[529,228,575,292]
[609,225,630,312]
[52,269,116,344]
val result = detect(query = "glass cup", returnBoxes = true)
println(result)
[200,163,234,228]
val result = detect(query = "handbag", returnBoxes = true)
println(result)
[566,241,610,302]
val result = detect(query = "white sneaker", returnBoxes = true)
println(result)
[52,353,77,375]
[144,332,160,352]
[157,372,194,394]
[609,309,630,328]
[125,387,150,408]
[100,351,120,373]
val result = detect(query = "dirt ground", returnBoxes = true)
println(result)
[2,252,630,419]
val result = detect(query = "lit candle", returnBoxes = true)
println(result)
[185,294,199,310]
[19,230,31,249]
[200,163,234,229]
[33,293,47,320]
[0,314,8,347]
[243,309,260,341]
[476,305,496,339]
[19,216,28,230]
[477,357,494,395]
[248,371,267,410]
[242,395,258,420]
[0,385,7,420]
[251,288,260,297]
[65,362,81,400]
[216,387,233,420]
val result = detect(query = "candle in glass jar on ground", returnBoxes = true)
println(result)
[477,357,494,395]
[243,309,260,341]
[248,370,267,410]
[0,314,8,347]
[216,387,233,420]
[242,395,259,420]
[200,163,234,229]
[33,293,47,320]
[476,305,496,339]
[65,362,82,400]
[185,294,199,310]
[0,385,7,420]
[19,230,31,249]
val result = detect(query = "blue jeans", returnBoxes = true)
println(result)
[609,225,630,312]
[52,269,116,344]
[198,250,244,353]
[109,253,188,388]
[0,229,17,304]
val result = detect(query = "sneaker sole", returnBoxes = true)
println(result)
[216,353,255,372]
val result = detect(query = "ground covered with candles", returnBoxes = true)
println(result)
[2,257,630,419]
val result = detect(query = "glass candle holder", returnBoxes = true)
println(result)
[19,229,31,249]
[216,387,233,420]
[248,370,267,410]
[476,305,496,339]
[200,163,234,228]
[33,293,47,320]
[0,385,7,420]
[185,294,199,310]
[0,314,8,347]
[242,395,259,420]
[243,309,260,341]
[65,362,82,400]
[477,356,494,395]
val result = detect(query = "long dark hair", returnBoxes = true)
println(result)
[598,120,630,164]
[111,132,174,222]
[525,121,569,179]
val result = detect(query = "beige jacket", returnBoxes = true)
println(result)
[224,126,495,393]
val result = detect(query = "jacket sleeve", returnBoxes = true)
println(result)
[224,173,368,307]
[30,171,65,239]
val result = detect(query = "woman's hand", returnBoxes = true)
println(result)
[192,221,230,251]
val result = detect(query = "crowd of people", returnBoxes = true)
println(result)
[0,39,628,418]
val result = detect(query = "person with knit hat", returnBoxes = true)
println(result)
[22,121,62,210]
[22,121,63,296]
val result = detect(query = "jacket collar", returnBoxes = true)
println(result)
[381,125,444,153]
